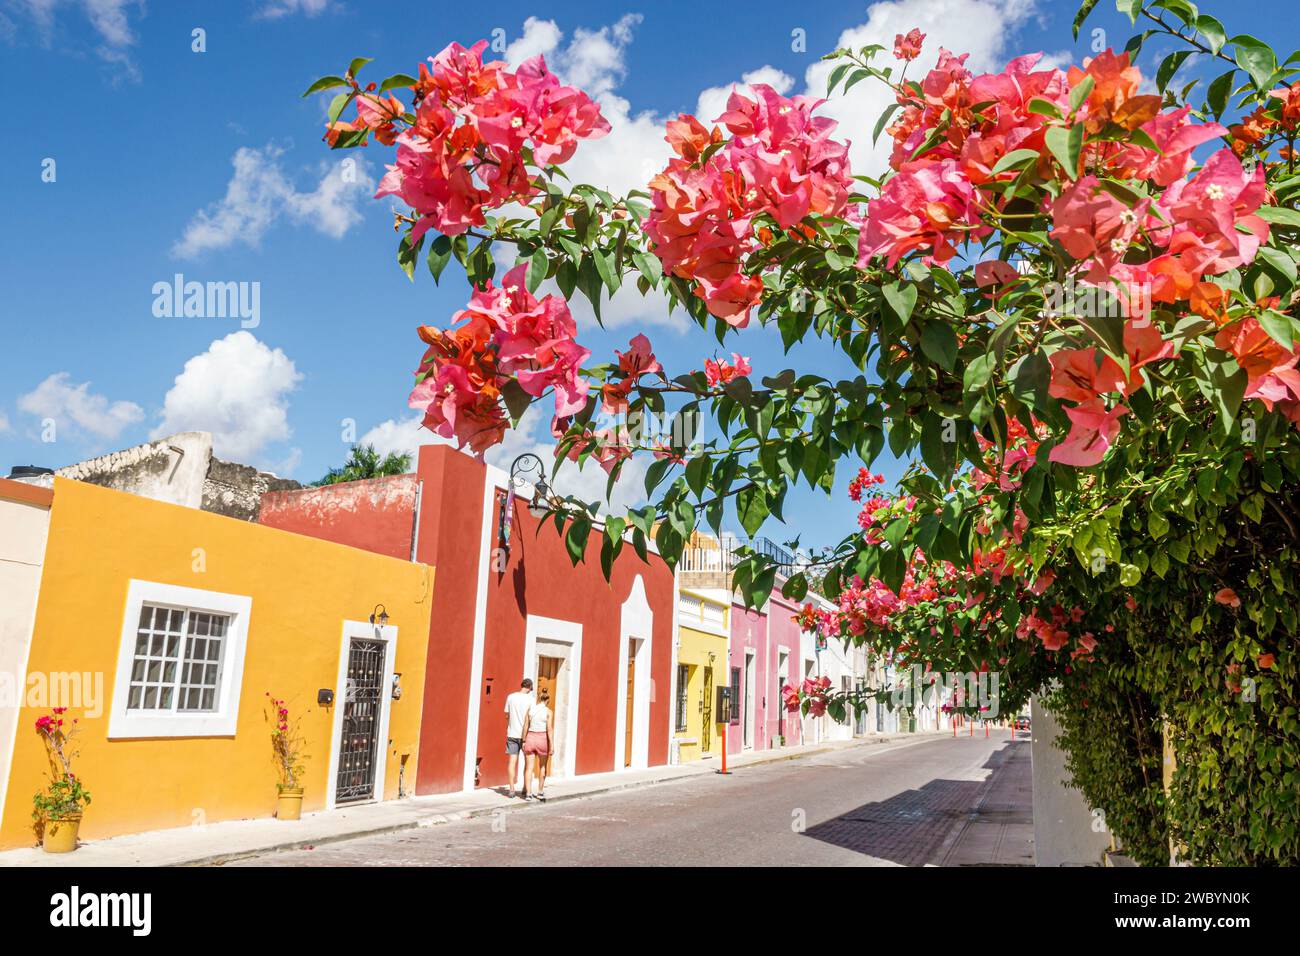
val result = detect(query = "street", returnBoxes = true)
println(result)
[228,732,1033,867]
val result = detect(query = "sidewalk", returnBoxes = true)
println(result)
[1,732,939,867]
[935,738,1035,866]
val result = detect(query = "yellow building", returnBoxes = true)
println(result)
[0,477,433,849]
[672,588,729,762]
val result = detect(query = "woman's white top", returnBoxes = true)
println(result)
[528,702,551,733]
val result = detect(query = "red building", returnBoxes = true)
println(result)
[259,444,674,794]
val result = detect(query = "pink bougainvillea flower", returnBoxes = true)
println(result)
[1048,399,1128,467]
[893,28,925,61]
[858,159,987,268]
[1048,176,1149,280]
[704,353,752,387]
[645,84,852,323]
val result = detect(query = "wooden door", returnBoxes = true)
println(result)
[624,639,635,766]
[536,656,561,775]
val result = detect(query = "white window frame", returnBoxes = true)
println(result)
[108,580,252,739]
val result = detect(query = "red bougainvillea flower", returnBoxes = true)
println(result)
[1215,588,1242,608]
[893,28,925,61]
[1258,652,1276,669]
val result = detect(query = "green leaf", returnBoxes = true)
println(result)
[990,148,1041,176]
[565,515,592,566]
[397,233,422,281]
[302,75,347,97]
[920,321,958,371]
[1206,69,1236,118]
[1232,36,1277,88]
[378,73,417,93]
[346,57,374,81]
[1073,0,1102,38]
[1255,206,1300,228]
[525,249,549,293]
[1044,124,1084,180]
[1195,14,1227,54]
[882,282,918,326]
[426,235,453,284]
[736,485,770,537]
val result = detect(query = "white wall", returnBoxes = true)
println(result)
[1030,696,1111,866]
[0,493,52,823]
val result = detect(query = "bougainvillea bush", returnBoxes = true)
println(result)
[310,0,1299,864]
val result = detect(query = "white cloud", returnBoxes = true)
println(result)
[361,407,648,514]
[360,415,446,461]
[802,0,1046,176]
[17,372,144,441]
[0,410,11,434]
[19,0,143,79]
[173,145,374,259]
[254,0,332,19]
[152,331,302,465]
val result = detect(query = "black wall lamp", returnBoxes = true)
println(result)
[370,604,389,627]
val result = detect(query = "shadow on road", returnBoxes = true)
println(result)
[803,740,1031,866]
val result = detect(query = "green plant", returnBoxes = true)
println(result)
[32,708,91,823]
[312,444,412,487]
[267,694,309,791]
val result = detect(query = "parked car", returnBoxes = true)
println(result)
[1013,716,1031,731]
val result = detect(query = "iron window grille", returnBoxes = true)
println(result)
[674,664,690,733]
[127,604,229,713]
[729,666,741,723]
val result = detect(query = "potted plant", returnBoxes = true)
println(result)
[267,694,308,820]
[32,708,90,853]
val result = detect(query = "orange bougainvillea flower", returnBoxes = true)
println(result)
[1068,49,1158,134]
[1258,653,1276,669]
[1190,281,1232,325]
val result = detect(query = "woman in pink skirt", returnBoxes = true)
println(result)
[522,688,554,801]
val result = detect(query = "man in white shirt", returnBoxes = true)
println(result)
[503,678,534,797]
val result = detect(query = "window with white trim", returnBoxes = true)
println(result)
[127,604,230,713]
[109,580,251,739]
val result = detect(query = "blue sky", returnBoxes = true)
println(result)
[2,0,1295,551]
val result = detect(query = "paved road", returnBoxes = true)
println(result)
[228,732,1032,867]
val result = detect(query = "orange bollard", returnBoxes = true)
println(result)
[985,722,989,738]
[719,723,728,774]
[969,719,974,736]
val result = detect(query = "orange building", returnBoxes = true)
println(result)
[0,477,432,849]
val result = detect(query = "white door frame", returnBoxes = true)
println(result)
[326,620,398,810]
[523,614,583,779]
[743,648,756,749]
[615,575,654,771]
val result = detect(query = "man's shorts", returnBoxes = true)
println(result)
[506,737,524,755]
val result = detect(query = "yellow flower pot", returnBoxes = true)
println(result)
[42,815,81,854]
[276,788,304,821]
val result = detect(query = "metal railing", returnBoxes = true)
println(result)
[677,534,798,577]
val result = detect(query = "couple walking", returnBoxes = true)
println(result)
[504,678,554,800]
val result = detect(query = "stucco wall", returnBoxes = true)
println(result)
[1030,696,1111,866]
[258,474,419,560]
[0,481,52,829]
[0,478,432,848]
